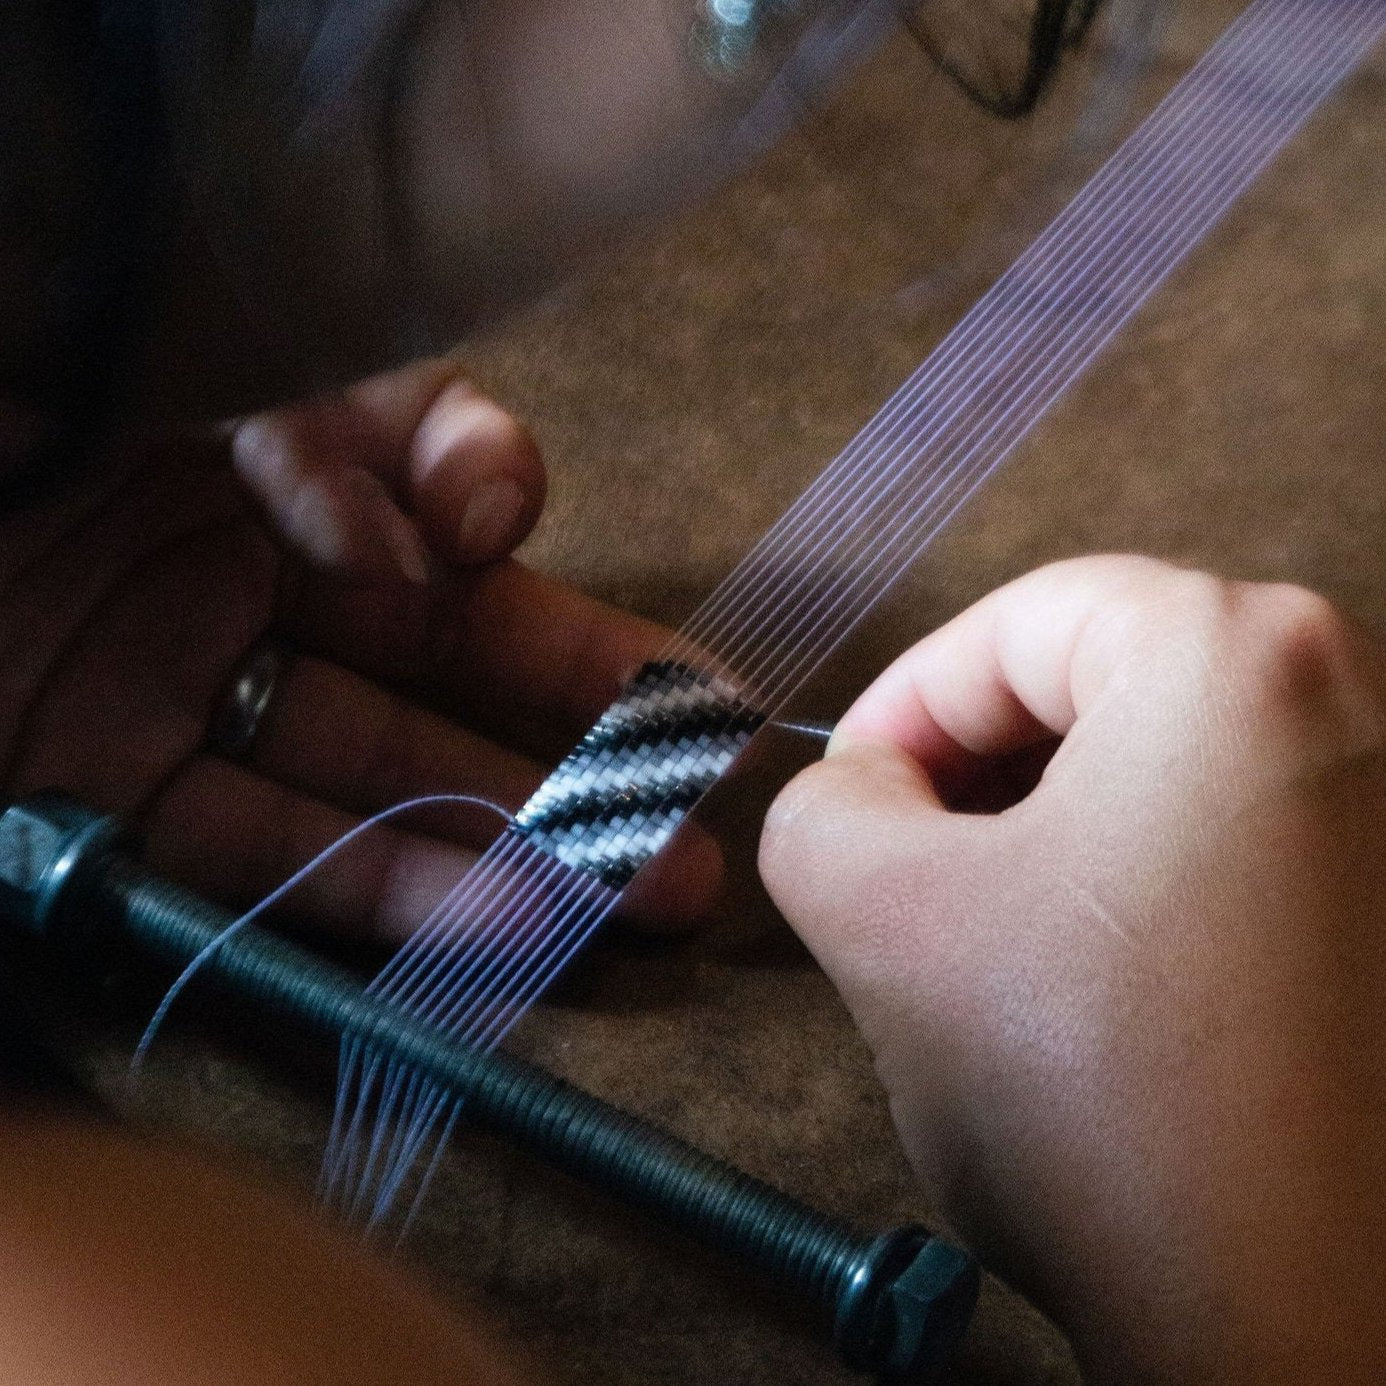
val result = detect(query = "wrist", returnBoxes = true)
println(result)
[1069,1180,1386,1385]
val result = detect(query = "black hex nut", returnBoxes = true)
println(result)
[0,793,123,933]
[835,1227,980,1382]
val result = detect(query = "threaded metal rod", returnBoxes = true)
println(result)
[101,858,866,1315]
[0,795,978,1380]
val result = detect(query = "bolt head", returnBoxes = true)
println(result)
[0,800,70,894]
[879,1237,981,1380]
[834,1228,980,1383]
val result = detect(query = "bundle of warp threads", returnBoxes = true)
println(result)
[299,0,1386,1231]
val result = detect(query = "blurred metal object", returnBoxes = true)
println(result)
[694,0,1146,108]
[694,0,820,73]
[693,0,902,79]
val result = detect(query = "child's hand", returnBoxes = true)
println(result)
[762,555,1386,1384]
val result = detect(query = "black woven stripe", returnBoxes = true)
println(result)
[513,660,768,880]
[517,772,711,838]
[575,701,766,760]
[594,858,646,889]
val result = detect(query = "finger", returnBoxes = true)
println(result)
[761,554,1215,1009]
[759,738,969,1022]
[231,405,433,584]
[831,554,1193,790]
[347,362,546,566]
[145,756,480,944]
[280,559,674,754]
[247,653,542,839]
[149,751,718,949]
[620,818,724,934]
[242,651,723,931]
[231,360,546,578]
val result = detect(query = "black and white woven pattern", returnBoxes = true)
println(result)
[512,661,765,887]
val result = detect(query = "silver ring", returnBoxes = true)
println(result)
[208,643,286,760]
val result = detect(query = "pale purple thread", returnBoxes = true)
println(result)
[325,0,1386,1223]
[340,0,1384,1222]
[130,792,514,1073]
[676,0,1363,691]
[329,0,1385,1220]
[376,0,1374,1046]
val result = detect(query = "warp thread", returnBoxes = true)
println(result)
[132,0,1386,1235]
[324,0,1386,1230]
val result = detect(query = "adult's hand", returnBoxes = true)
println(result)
[0,359,714,941]
[761,555,1386,1383]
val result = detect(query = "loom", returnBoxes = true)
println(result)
[3,1,1382,1381]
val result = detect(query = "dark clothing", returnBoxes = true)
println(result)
[1,0,168,506]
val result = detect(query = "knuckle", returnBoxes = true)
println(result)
[1233,582,1386,755]
[1085,563,1231,665]
[1079,564,1386,766]
[1141,565,1231,629]
[1241,582,1349,658]
[1073,552,1183,591]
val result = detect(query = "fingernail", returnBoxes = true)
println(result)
[385,511,430,585]
[458,478,525,562]
[824,724,866,759]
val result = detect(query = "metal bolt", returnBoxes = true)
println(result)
[0,793,979,1380]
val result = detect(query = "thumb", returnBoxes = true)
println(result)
[759,733,967,1017]
[231,361,547,581]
